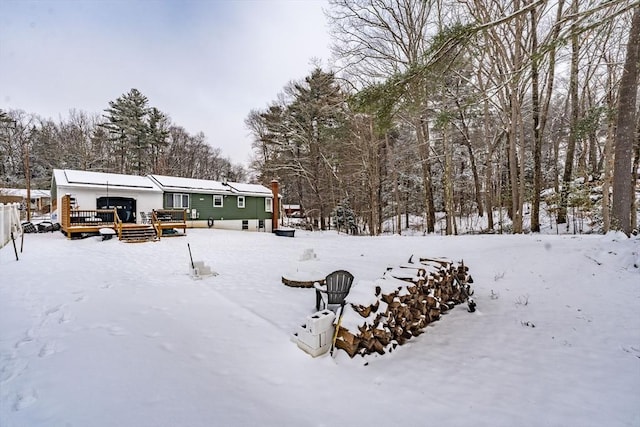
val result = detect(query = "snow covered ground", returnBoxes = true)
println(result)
[1,229,639,427]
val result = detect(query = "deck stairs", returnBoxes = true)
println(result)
[120,224,158,243]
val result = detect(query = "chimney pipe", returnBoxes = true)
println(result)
[270,180,279,232]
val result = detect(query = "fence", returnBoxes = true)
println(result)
[1,203,21,250]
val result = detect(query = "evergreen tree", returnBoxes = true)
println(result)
[101,88,150,175]
[147,107,170,174]
[332,199,358,234]
[288,68,349,229]
[250,68,349,230]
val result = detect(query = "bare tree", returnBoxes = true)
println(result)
[328,0,440,232]
[612,6,640,235]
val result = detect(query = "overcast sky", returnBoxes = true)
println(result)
[0,0,332,166]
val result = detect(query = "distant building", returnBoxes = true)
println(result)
[0,188,51,214]
[283,204,302,218]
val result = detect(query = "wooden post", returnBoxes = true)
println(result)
[271,180,279,232]
[62,195,71,238]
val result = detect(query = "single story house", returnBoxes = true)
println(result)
[51,169,279,232]
[148,174,275,231]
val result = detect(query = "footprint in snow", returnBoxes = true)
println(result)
[12,389,38,411]
[14,329,36,349]
[38,342,58,358]
[58,312,71,324]
[0,356,28,384]
[621,345,640,358]
[44,305,62,316]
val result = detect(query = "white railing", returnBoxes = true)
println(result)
[1,203,21,250]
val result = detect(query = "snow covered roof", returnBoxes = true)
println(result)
[0,188,50,198]
[222,182,273,197]
[149,175,229,194]
[150,175,273,197]
[51,169,273,198]
[53,169,162,192]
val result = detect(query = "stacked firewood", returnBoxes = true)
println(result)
[334,256,473,358]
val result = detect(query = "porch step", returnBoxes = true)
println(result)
[120,225,158,243]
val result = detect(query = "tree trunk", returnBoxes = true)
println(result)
[479,68,495,231]
[456,107,484,218]
[631,113,640,232]
[602,58,618,233]
[612,6,640,236]
[530,3,542,232]
[417,118,435,233]
[443,124,455,235]
[558,0,580,228]
[602,117,616,233]
[508,0,524,234]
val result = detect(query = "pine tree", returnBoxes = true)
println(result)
[147,107,170,174]
[101,88,150,175]
[249,69,349,230]
[332,199,358,234]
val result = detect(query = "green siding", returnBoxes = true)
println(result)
[164,192,272,221]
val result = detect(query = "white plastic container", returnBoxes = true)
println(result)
[306,309,336,335]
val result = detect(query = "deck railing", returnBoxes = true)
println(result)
[114,210,123,240]
[151,209,187,238]
[153,209,186,223]
[69,209,117,226]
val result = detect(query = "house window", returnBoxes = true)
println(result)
[237,196,245,208]
[166,193,189,209]
[213,195,223,207]
[242,220,248,230]
[265,197,273,212]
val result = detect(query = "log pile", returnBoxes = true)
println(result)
[334,256,473,358]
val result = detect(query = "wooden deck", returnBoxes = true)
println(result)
[62,208,118,238]
[59,195,186,240]
[151,209,187,237]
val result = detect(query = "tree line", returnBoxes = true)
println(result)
[1,0,637,236]
[247,0,639,236]
[0,89,247,192]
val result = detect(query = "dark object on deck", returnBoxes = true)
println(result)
[37,221,54,233]
[274,229,295,237]
[314,270,354,311]
[467,298,476,313]
[21,222,37,233]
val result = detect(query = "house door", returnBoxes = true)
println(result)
[96,197,137,223]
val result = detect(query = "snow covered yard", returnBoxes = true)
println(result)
[1,229,639,427]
